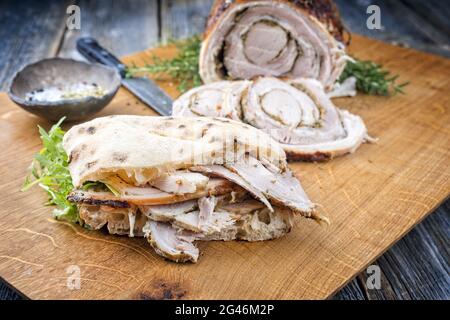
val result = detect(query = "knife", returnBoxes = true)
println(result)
[76,37,173,116]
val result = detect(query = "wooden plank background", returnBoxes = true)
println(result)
[0,0,448,300]
[0,37,449,300]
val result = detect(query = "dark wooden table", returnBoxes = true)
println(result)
[0,0,448,300]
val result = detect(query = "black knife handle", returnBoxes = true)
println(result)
[76,37,127,78]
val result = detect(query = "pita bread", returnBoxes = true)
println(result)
[63,115,286,187]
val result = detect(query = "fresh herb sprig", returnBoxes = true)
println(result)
[22,119,122,224]
[340,59,409,96]
[126,35,202,93]
[22,118,80,224]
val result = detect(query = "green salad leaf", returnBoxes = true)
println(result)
[23,119,122,224]
[22,117,81,223]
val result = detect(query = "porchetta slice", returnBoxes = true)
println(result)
[74,160,315,263]
[227,156,321,219]
[243,77,374,161]
[200,0,349,90]
[78,205,147,237]
[72,160,317,263]
[190,164,274,212]
[68,176,241,206]
[142,203,295,262]
[140,196,236,235]
[143,221,201,263]
[142,197,295,262]
[172,77,373,161]
[172,81,248,120]
[138,200,198,222]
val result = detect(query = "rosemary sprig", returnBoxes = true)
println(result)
[126,35,202,93]
[340,59,409,96]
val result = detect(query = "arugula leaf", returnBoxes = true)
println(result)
[23,120,124,225]
[81,181,104,191]
[81,181,120,196]
[22,117,81,224]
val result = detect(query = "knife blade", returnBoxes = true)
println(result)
[76,37,173,116]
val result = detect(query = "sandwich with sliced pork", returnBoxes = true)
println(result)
[59,115,325,262]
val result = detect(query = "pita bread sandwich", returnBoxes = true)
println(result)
[27,115,326,263]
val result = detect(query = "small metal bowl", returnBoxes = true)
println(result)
[8,58,121,122]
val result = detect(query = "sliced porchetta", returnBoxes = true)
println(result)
[200,0,349,90]
[198,196,218,225]
[139,200,198,222]
[143,221,201,263]
[172,77,373,161]
[67,177,241,206]
[139,195,294,238]
[172,80,248,120]
[139,197,235,235]
[142,201,295,262]
[243,77,373,161]
[191,160,328,223]
[78,204,147,237]
[189,164,274,212]
[227,156,325,221]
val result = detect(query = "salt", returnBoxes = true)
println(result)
[25,82,106,102]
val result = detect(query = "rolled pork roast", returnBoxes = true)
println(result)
[172,77,374,161]
[199,0,350,90]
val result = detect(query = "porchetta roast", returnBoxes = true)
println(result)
[62,115,326,263]
[172,77,373,161]
[200,0,349,90]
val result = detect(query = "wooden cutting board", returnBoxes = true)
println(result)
[0,35,448,300]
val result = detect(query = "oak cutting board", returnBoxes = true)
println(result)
[0,35,449,300]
